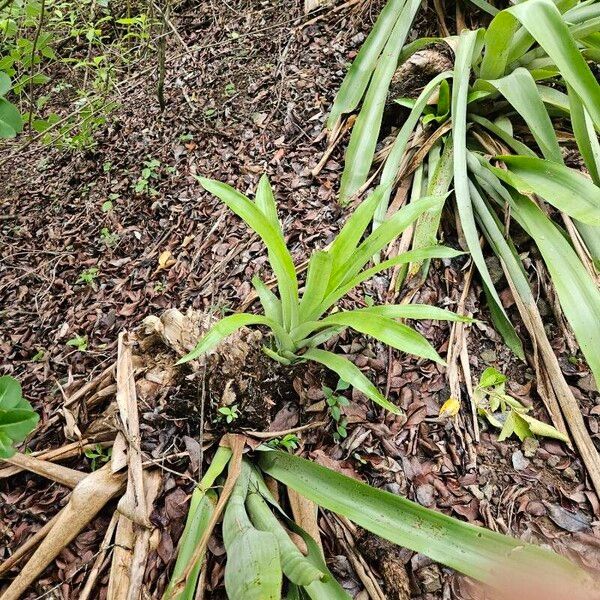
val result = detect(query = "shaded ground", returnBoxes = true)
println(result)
[1,0,599,598]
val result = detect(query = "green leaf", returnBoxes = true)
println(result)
[302,348,400,414]
[350,304,471,323]
[318,246,463,318]
[374,71,453,226]
[509,191,600,389]
[198,177,298,329]
[507,0,600,129]
[246,491,323,586]
[327,0,410,128]
[479,367,507,388]
[329,194,445,292]
[298,251,333,322]
[0,376,39,459]
[0,72,11,96]
[0,97,22,138]
[483,68,562,163]
[518,411,569,442]
[452,29,509,327]
[254,174,282,236]
[338,0,423,202]
[469,114,536,157]
[494,156,600,225]
[252,275,282,324]
[480,10,519,79]
[258,450,583,585]
[316,311,444,364]
[177,313,292,364]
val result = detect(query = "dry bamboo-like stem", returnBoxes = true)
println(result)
[115,332,150,527]
[0,465,126,600]
[3,453,86,489]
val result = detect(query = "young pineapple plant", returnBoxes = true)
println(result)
[163,438,591,600]
[179,175,468,415]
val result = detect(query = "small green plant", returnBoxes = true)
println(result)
[179,176,468,415]
[164,444,587,600]
[134,158,160,194]
[218,405,240,424]
[475,367,568,443]
[100,227,119,248]
[0,72,22,138]
[66,334,88,352]
[30,349,45,362]
[265,434,299,452]
[323,380,350,441]
[77,266,99,285]
[84,444,112,470]
[0,375,39,458]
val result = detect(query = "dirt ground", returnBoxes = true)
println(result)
[1,1,599,598]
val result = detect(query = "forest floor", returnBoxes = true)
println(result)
[1,1,599,598]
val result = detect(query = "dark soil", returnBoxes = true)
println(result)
[1,1,599,599]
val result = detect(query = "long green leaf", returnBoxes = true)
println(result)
[452,29,509,323]
[258,450,585,585]
[199,177,298,329]
[317,246,463,317]
[178,313,293,363]
[339,0,422,202]
[507,0,600,128]
[329,194,445,291]
[302,348,400,414]
[493,155,600,225]
[327,0,409,128]
[316,311,444,364]
[484,68,562,163]
[373,71,453,227]
[298,251,333,322]
[510,192,600,388]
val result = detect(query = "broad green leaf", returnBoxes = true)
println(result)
[258,450,583,585]
[317,311,444,364]
[0,376,39,459]
[198,177,298,329]
[507,0,600,128]
[246,490,323,586]
[298,251,333,322]
[327,0,410,128]
[484,68,562,163]
[374,71,453,227]
[519,411,569,442]
[494,156,600,225]
[0,72,11,96]
[225,529,282,599]
[302,348,400,414]
[0,98,22,138]
[339,0,422,202]
[480,11,519,79]
[178,313,293,364]
[479,366,507,388]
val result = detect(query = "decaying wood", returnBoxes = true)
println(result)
[0,465,126,600]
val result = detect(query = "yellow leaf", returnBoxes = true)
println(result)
[439,396,460,418]
[158,249,176,270]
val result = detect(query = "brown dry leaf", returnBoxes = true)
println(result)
[157,249,176,270]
